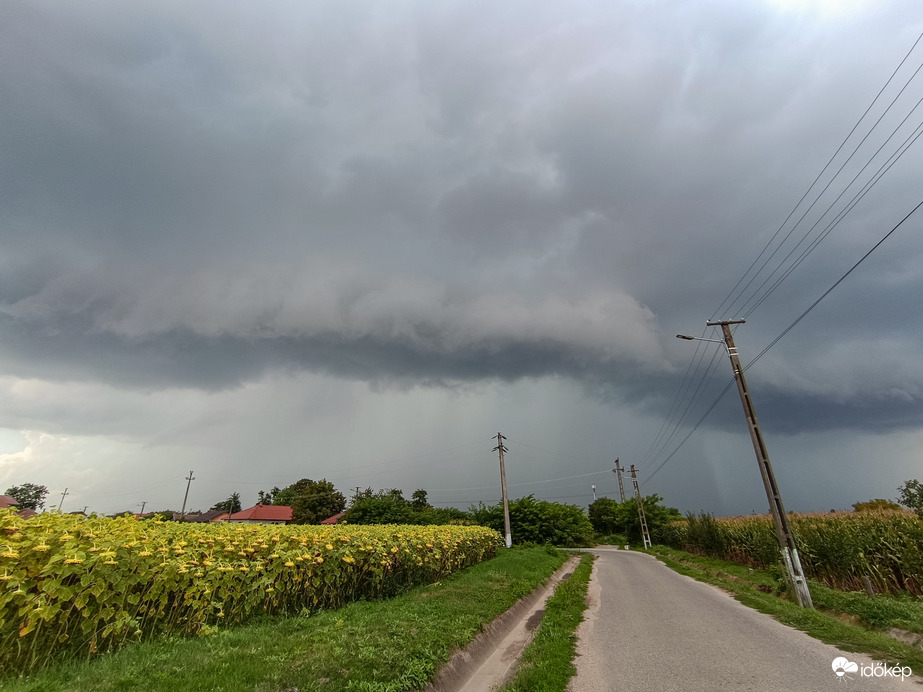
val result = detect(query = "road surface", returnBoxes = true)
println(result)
[569,548,916,691]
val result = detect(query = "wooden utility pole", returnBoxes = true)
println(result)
[180,471,195,520]
[58,487,69,513]
[493,433,512,548]
[630,465,652,549]
[707,319,813,608]
[614,458,626,502]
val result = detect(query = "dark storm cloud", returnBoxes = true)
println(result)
[1,0,922,442]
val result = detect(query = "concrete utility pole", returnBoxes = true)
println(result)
[630,465,652,549]
[139,501,147,515]
[592,484,597,501]
[58,487,69,513]
[614,458,626,502]
[180,471,195,520]
[493,433,512,549]
[682,319,813,608]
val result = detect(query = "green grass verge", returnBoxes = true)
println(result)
[0,547,566,692]
[650,545,923,673]
[499,552,594,692]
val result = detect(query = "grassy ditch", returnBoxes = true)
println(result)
[0,547,566,692]
[650,545,923,673]
[499,552,594,692]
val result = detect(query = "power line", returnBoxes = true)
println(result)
[712,29,923,321]
[646,34,923,487]
[646,197,922,485]
[639,338,725,468]
[744,197,923,371]
[742,119,923,317]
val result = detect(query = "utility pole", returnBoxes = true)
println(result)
[58,487,69,513]
[139,501,147,515]
[705,319,813,608]
[592,484,597,502]
[493,433,512,549]
[614,458,626,502]
[180,471,195,521]
[630,465,652,549]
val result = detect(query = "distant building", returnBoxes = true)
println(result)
[186,509,230,523]
[0,494,38,519]
[228,503,293,525]
[320,511,347,525]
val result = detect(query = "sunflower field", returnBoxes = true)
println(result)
[0,510,500,674]
[655,510,923,595]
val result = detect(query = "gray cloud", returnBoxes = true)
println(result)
[1,0,922,514]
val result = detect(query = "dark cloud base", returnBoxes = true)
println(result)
[0,314,648,391]
[3,313,916,436]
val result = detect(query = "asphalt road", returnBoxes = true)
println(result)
[568,548,917,691]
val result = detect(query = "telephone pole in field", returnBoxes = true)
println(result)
[679,320,813,608]
[630,465,652,549]
[493,433,512,548]
[180,471,195,520]
[58,487,69,512]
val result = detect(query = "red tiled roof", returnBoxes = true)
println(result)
[320,511,347,524]
[228,503,293,522]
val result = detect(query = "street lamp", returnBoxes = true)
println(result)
[676,320,813,608]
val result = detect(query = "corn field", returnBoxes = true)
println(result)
[655,510,923,595]
[0,510,500,674]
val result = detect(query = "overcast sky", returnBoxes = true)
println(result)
[1,0,922,518]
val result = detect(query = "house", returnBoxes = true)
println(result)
[0,494,38,519]
[228,503,293,525]
[320,511,347,525]
[186,508,230,523]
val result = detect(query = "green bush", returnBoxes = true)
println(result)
[342,491,472,526]
[469,495,595,547]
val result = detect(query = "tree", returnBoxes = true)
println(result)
[275,478,346,524]
[344,494,417,525]
[257,487,282,505]
[469,495,595,547]
[342,488,469,526]
[898,480,923,518]
[5,483,49,511]
[411,489,430,510]
[853,498,903,512]
[211,492,242,514]
[588,495,682,544]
